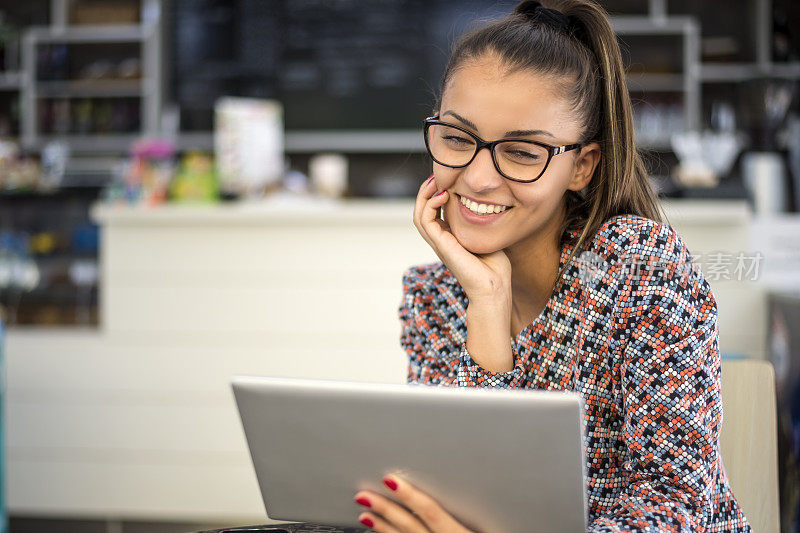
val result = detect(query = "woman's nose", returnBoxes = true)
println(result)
[460,146,505,192]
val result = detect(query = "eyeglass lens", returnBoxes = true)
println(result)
[426,123,549,181]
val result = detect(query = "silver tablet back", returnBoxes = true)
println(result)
[232,375,587,533]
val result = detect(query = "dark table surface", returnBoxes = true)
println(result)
[195,524,369,533]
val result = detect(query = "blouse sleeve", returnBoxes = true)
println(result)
[588,225,731,532]
[400,267,459,386]
[400,266,523,388]
[455,343,525,388]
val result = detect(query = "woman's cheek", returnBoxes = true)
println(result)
[433,166,458,191]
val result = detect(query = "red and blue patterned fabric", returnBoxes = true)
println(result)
[399,214,751,532]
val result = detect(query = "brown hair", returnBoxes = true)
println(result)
[435,0,665,277]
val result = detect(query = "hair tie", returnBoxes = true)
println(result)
[516,0,579,37]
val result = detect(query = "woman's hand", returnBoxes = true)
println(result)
[353,474,474,533]
[413,174,512,302]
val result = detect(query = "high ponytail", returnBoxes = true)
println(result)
[435,0,665,276]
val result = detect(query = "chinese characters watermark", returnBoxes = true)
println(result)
[577,250,765,284]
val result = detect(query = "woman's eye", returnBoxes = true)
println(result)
[443,135,474,147]
[508,150,541,161]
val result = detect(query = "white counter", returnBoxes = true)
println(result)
[88,197,764,357]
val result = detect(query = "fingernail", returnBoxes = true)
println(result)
[360,516,374,528]
[426,174,435,185]
[434,189,446,197]
[383,477,398,491]
[355,496,371,508]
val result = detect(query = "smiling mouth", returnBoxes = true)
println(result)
[457,194,512,215]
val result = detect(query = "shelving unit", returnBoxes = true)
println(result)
[19,0,161,152]
[0,1,156,325]
[613,14,701,149]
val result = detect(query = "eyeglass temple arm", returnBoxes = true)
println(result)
[555,143,582,155]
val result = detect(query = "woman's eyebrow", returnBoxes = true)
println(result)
[441,110,478,130]
[441,110,555,139]
[504,128,556,139]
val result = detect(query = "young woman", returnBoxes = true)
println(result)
[352,1,751,531]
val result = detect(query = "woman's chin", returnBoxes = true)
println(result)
[452,230,504,255]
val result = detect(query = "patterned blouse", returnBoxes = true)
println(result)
[399,214,751,532]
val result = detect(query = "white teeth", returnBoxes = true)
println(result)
[459,195,509,215]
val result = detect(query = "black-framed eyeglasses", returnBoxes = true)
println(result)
[423,115,583,183]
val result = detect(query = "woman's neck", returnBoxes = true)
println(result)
[504,212,565,337]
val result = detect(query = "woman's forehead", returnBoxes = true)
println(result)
[441,58,580,140]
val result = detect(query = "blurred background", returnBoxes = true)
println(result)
[0,0,797,532]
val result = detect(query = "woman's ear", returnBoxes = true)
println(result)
[568,142,601,191]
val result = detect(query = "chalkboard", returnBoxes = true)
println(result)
[168,0,519,131]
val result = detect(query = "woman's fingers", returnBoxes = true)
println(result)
[410,174,511,299]
[420,190,477,267]
[413,175,453,266]
[413,174,440,247]
[380,475,470,533]
[357,511,404,533]
[354,490,430,533]
[412,174,436,232]
[420,189,450,238]
[414,182,490,291]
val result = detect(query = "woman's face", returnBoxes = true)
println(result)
[435,53,599,255]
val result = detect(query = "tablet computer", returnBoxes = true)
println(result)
[232,375,587,533]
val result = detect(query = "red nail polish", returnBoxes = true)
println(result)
[426,174,435,184]
[360,517,374,528]
[383,477,398,491]
[434,189,446,197]
[355,496,371,508]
